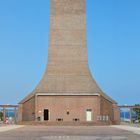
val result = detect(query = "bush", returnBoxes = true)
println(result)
[133,104,140,121]
[0,112,3,121]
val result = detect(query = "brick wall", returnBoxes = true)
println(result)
[100,96,114,123]
[22,97,35,121]
[36,95,100,122]
[100,96,120,124]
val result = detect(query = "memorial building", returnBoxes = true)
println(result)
[19,0,120,125]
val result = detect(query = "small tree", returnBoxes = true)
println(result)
[0,112,3,121]
[133,104,140,121]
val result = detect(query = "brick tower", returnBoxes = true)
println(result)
[19,0,120,125]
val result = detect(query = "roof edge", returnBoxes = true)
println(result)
[19,92,117,104]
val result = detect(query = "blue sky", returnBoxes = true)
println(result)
[0,0,140,105]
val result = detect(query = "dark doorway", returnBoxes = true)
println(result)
[44,109,49,121]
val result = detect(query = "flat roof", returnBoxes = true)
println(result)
[0,105,18,108]
[114,106,140,109]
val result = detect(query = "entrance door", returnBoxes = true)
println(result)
[44,109,49,121]
[86,109,92,121]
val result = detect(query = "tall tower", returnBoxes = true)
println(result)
[33,0,105,95]
[19,0,119,125]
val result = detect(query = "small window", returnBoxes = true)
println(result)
[73,118,80,122]
[97,116,100,121]
[106,115,109,121]
[56,118,63,122]
[67,111,70,115]
[86,109,92,112]
[103,116,106,121]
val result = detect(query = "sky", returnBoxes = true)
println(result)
[0,0,140,105]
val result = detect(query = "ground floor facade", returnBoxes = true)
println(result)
[18,94,120,125]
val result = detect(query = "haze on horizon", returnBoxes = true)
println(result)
[0,0,140,105]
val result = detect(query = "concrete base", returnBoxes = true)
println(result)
[18,121,112,126]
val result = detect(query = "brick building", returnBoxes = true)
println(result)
[19,0,120,125]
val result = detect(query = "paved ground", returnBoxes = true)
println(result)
[121,122,140,128]
[112,125,140,135]
[0,125,140,140]
[0,125,24,132]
